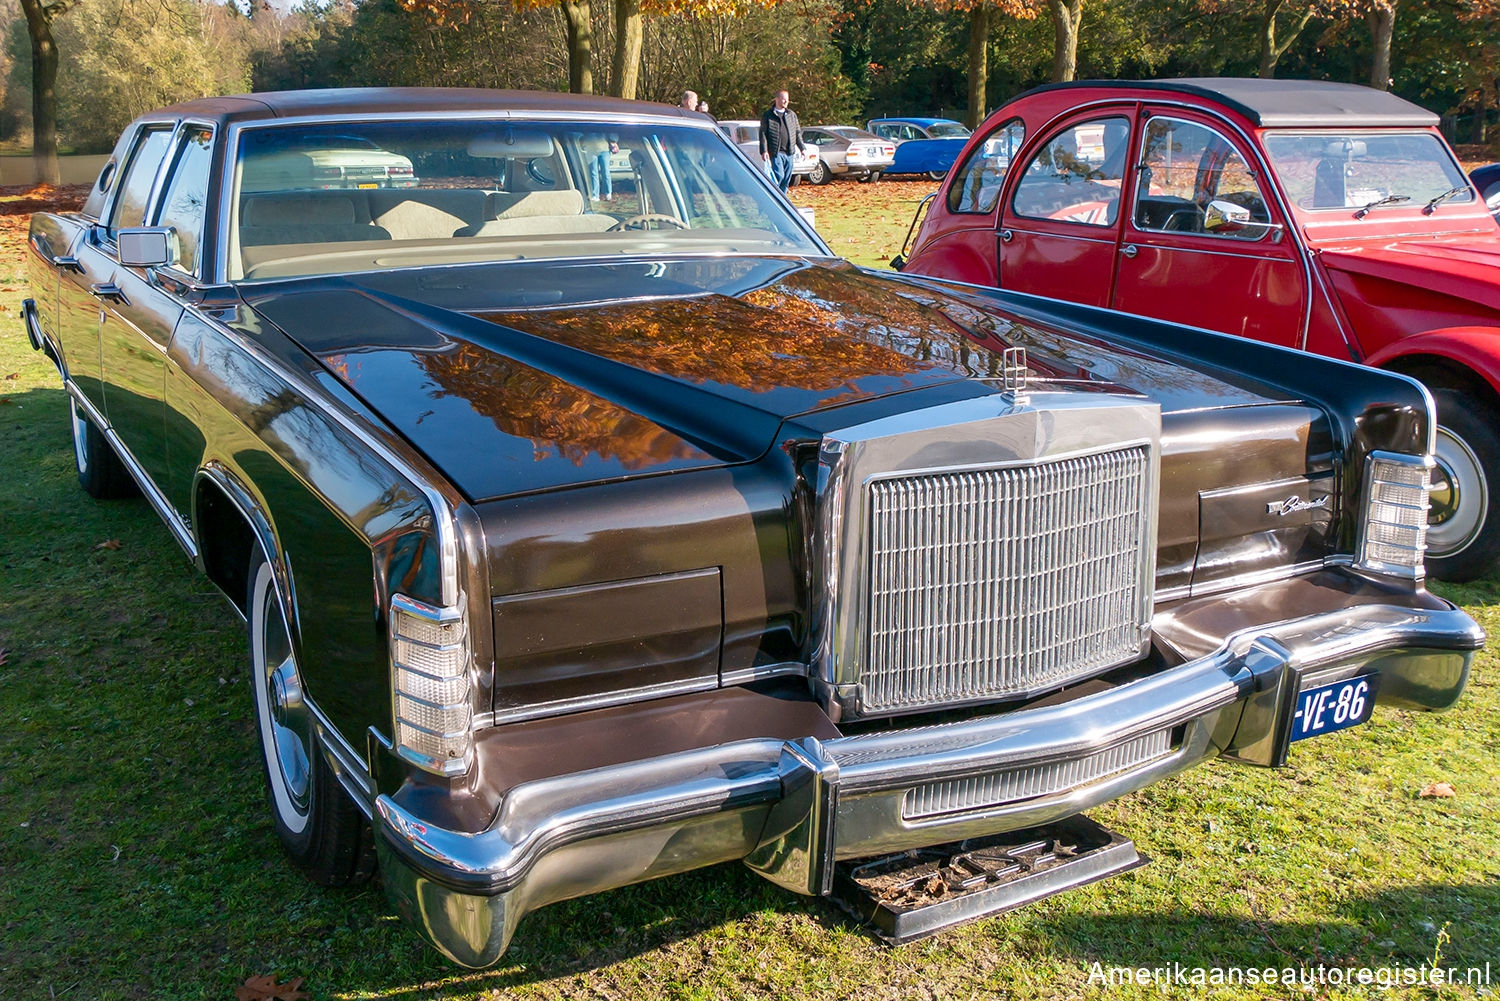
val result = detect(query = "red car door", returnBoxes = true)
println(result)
[996,111,1135,307]
[1110,110,1307,347]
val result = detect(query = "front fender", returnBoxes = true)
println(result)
[1364,326,1500,398]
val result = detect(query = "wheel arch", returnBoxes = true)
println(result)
[1366,329,1500,410]
[192,463,284,620]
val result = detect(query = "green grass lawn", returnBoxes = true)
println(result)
[0,186,1496,1001]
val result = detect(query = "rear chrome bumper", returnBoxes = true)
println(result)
[374,599,1482,967]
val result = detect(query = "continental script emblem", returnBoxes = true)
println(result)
[1267,495,1329,517]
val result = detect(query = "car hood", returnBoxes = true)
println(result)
[242,257,1297,503]
[1319,237,1500,311]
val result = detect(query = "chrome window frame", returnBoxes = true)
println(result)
[1130,114,1275,243]
[1009,114,1134,230]
[149,121,219,281]
[213,110,834,286]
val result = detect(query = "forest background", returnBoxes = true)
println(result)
[1,0,1496,165]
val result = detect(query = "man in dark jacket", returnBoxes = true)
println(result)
[759,89,805,192]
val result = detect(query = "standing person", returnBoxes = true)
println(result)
[759,89,804,192]
[679,90,698,112]
[588,135,619,202]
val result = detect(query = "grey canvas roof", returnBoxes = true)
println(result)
[1030,78,1439,128]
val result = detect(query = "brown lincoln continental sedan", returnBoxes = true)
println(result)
[23,88,1484,966]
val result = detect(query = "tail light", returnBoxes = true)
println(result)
[389,594,473,776]
[1356,451,1432,579]
[312,166,342,179]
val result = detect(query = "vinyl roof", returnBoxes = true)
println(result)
[1028,78,1439,128]
[140,87,706,126]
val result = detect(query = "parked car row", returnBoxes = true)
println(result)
[21,84,1488,969]
[902,77,1500,582]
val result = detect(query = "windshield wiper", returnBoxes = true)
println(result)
[1353,194,1411,219]
[1423,186,1470,214]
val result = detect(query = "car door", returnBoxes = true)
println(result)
[95,123,183,492]
[997,112,1135,306]
[150,125,218,515]
[1110,111,1306,347]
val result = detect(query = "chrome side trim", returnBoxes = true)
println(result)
[65,379,198,559]
[482,673,722,728]
[306,695,374,816]
[719,662,808,687]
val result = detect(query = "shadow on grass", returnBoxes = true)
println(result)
[321,865,1500,997]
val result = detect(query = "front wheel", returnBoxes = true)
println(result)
[808,160,831,185]
[1423,387,1500,581]
[861,171,881,184]
[70,398,137,499]
[248,546,375,886]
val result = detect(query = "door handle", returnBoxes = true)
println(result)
[51,255,83,273]
[1120,244,1139,259]
[1000,229,1014,243]
[89,282,130,306]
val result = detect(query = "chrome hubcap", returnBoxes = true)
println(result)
[254,564,312,830]
[1426,424,1487,558]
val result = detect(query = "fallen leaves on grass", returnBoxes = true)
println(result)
[4,372,18,380]
[235,974,309,1001]
[1419,781,1457,799]
[94,539,122,551]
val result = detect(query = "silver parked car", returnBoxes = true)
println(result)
[803,126,896,184]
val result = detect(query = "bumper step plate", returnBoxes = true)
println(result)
[830,814,1147,944]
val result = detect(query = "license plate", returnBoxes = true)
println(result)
[1291,674,1375,742]
[357,182,379,189]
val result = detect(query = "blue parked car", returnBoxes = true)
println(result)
[866,117,972,179]
[1471,162,1500,219]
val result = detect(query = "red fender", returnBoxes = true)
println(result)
[902,228,997,286]
[1363,326,1500,399]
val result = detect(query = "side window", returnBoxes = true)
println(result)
[1011,116,1131,227]
[1133,117,1271,239]
[947,118,1024,214]
[154,127,214,276]
[107,127,174,241]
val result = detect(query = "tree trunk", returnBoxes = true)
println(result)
[610,0,642,100]
[1046,0,1083,84]
[966,4,990,129]
[1257,0,1315,80]
[1367,3,1395,91]
[562,0,593,95]
[19,0,61,186]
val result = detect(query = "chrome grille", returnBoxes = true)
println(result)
[902,728,1173,820]
[862,446,1151,713]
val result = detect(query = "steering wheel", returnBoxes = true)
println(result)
[607,213,689,232]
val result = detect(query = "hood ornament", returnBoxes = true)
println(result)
[1000,346,1030,406]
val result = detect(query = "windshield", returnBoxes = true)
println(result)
[926,123,971,139]
[229,120,822,280]
[1262,131,1473,213]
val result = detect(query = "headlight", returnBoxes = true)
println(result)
[390,594,472,776]
[1356,451,1433,579]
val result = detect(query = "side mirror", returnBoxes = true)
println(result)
[117,227,177,269]
[1203,200,1252,233]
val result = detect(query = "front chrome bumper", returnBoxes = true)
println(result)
[374,599,1482,967]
